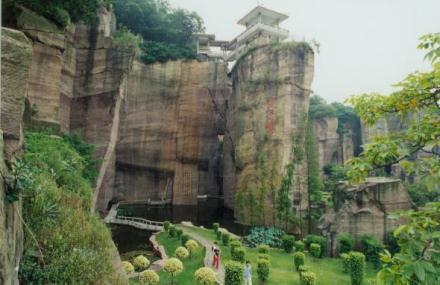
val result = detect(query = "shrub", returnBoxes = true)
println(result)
[305,235,327,257]
[139,269,160,285]
[360,235,384,268]
[194,267,217,285]
[348,252,365,285]
[338,234,354,254]
[164,221,171,231]
[163,258,183,285]
[175,246,189,259]
[232,247,246,263]
[213,223,220,233]
[113,26,141,53]
[340,253,350,273]
[222,233,230,246]
[309,243,321,258]
[300,271,316,285]
[122,261,134,274]
[216,230,222,240]
[133,255,150,271]
[243,227,286,248]
[258,254,269,261]
[294,252,306,270]
[385,231,399,255]
[185,239,199,256]
[224,261,244,285]
[176,228,183,238]
[258,244,270,254]
[169,225,177,237]
[294,241,305,252]
[230,240,242,256]
[257,258,270,283]
[282,235,295,253]
[181,234,190,246]
[298,265,309,275]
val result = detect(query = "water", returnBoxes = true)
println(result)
[117,198,250,236]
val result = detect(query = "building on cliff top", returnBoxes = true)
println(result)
[194,6,290,62]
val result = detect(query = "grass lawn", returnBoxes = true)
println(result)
[129,232,205,285]
[178,225,378,285]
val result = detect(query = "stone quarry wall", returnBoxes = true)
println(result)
[319,177,413,256]
[107,60,229,208]
[0,28,33,285]
[224,43,314,226]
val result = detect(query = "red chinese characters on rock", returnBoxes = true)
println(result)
[266,96,275,134]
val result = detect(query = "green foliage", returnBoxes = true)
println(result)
[216,230,222,240]
[181,234,190,246]
[163,257,183,284]
[418,33,440,63]
[348,252,365,285]
[340,253,350,273]
[243,227,285,248]
[384,231,400,255]
[232,247,246,263]
[407,181,440,206]
[122,261,135,274]
[224,261,244,285]
[377,202,440,285]
[282,235,295,253]
[139,41,197,64]
[294,252,306,270]
[185,239,199,256]
[164,221,171,231]
[295,241,305,252]
[212,223,220,233]
[230,240,242,256]
[338,234,355,254]
[346,33,440,187]
[258,254,270,261]
[222,232,230,246]
[139,269,160,285]
[134,255,151,271]
[194,267,217,285]
[310,243,321,258]
[257,258,270,283]
[305,235,327,257]
[169,225,177,237]
[176,228,183,238]
[360,235,385,268]
[276,162,295,230]
[309,95,338,119]
[175,246,189,259]
[17,132,124,284]
[300,271,316,285]
[113,26,141,52]
[258,244,270,254]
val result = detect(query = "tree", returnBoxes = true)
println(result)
[345,33,440,189]
[163,258,183,285]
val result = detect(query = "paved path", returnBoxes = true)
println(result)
[178,225,225,284]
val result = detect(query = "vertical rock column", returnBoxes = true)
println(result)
[0,28,33,285]
[223,43,314,226]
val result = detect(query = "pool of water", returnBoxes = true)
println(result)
[117,198,250,236]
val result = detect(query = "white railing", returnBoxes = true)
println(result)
[236,23,289,44]
[115,215,164,227]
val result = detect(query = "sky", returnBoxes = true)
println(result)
[168,0,440,103]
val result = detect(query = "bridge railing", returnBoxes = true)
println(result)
[115,215,164,227]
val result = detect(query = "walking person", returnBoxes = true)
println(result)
[211,241,221,270]
[244,260,252,285]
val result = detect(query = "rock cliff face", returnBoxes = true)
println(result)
[319,177,413,255]
[223,43,314,225]
[102,60,229,209]
[0,28,32,285]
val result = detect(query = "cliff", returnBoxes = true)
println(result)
[0,28,32,285]
[223,43,314,226]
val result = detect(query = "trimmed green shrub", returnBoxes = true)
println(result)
[224,261,244,285]
[122,261,134,274]
[298,265,309,275]
[181,234,190,246]
[163,258,183,285]
[133,255,150,271]
[257,259,270,283]
[294,252,306,270]
[300,271,316,285]
[258,254,269,261]
[169,225,177,237]
[232,247,246,263]
[164,221,171,231]
[222,233,230,246]
[194,267,217,285]
[213,223,220,233]
[243,227,286,248]
[294,241,305,252]
[216,230,222,240]
[348,252,365,285]
[230,240,242,256]
[305,235,327,257]
[340,253,350,273]
[282,235,295,253]
[176,228,183,238]
[360,235,384,268]
[185,239,199,256]
[258,244,270,254]
[338,234,354,254]
[139,269,160,285]
[309,243,321,258]
[175,246,189,259]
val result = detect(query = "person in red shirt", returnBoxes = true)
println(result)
[211,241,221,270]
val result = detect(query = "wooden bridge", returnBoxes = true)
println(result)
[105,203,164,231]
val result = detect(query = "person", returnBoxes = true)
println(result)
[244,260,252,285]
[211,241,221,270]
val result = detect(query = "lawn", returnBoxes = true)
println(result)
[129,232,205,285]
[177,225,378,285]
